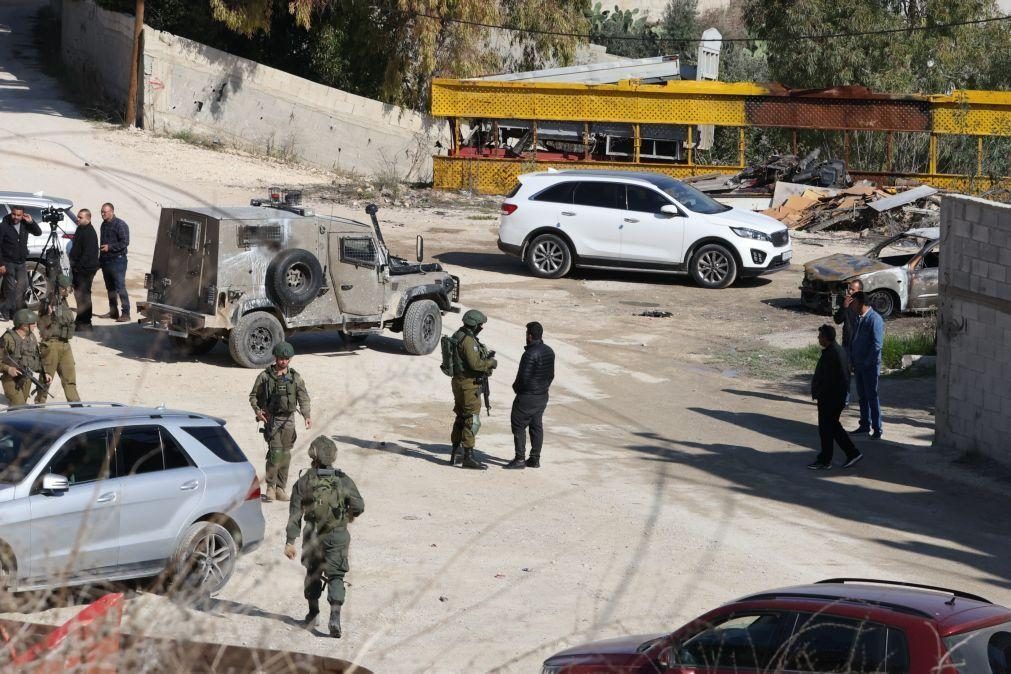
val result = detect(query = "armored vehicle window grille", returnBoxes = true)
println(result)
[341,237,378,266]
[239,224,283,247]
[171,219,202,251]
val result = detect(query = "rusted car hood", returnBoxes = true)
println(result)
[804,253,893,282]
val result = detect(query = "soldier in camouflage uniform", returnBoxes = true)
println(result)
[249,341,311,502]
[36,275,81,403]
[449,309,497,470]
[1,309,49,406]
[284,435,365,638]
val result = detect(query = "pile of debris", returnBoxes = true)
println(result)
[760,182,940,233]
[687,150,849,193]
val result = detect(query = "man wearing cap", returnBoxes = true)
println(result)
[249,341,311,501]
[1,309,49,406]
[449,309,497,470]
[35,275,80,403]
[284,435,365,639]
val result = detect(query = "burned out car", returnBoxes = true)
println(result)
[800,226,939,319]
[139,194,459,367]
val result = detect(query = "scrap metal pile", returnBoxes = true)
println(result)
[760,182,940,234]
[687,150,850,193]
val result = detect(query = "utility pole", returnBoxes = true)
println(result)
[125,0,144,128]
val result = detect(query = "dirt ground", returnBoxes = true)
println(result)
[2,2,1009,672]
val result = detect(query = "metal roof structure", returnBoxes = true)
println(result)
[475,55,682,85]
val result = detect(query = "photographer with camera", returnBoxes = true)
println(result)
[0,206,42,322]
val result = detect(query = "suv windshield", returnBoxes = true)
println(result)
[0,419,68,483]
[661,180,731,215]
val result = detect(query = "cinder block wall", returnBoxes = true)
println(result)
[935,194,1011,461]
[60,0,448,181]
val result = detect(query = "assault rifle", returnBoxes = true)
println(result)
[3,353,50,399]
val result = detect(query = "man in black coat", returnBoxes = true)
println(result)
[0,206,42,321]
[809,324,863,470]
[504,321,555,469]
[98,202,130,322]
[69,208,100,329]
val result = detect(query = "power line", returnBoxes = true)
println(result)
[412,11,1011,44]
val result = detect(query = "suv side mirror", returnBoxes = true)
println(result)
[416,235,425,262]
[42,473,69,494]
[660,205,681,217]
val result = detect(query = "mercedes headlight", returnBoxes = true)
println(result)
[731,227,771,242]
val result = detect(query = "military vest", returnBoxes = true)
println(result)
[40,300,76,341]
[2,329,41,373]
[453,329,489,377]
[261,368,299,415]
[302,468,348,534]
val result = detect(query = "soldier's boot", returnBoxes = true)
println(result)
[461,448,487,470]
[503,450,526,470]
[448,444,462,466]
[264,486,276,502]
[275,487,289,502]
[328,603,342,638]
[302,599,320,629]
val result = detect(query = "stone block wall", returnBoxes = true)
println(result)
[935,194,1011,461]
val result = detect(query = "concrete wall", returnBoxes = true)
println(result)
[935,194,1011,462]
[60,0,448,181]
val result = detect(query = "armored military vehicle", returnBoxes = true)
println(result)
[138,192,459,368]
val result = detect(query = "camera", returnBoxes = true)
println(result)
[40,206,63,228]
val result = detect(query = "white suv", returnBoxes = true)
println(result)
[497,171,792,288]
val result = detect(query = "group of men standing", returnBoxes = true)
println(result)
[810,279,885,469]
[0,202,131,406]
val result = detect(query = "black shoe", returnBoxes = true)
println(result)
[461,449,487,470]
[75,322,93,332]
[841,453,864,469]
[98,312,119,319]
[807,462,832,470]
[116,314,132,323]
[503,455,526,469]
[448,445,461,466]
[525,457,540,468]
[851,425,871,435]
[871,430,883,439]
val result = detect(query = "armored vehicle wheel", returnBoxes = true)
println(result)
[171,335,219,356]
[170,522,237,598]
[229,312,284,368]
[267,249,324,311]
[403,299,441,355]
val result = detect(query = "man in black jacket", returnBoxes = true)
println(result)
[69,208,100,329]
[0,206,42,321]
[504,321,555,469]
[809,324,862,470]
[98,202,130,322]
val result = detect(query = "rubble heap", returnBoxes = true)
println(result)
[760,182,940,233]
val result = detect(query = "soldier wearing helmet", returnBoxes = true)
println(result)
[35,275,81,403]
[449,309,497,469]
[284,435,364,639]
[1,309,50,406]
[249,341,312,501]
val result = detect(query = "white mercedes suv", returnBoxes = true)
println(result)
[497,171,792,288]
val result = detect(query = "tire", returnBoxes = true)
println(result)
[402,299,442,355]
[267,249,324,312]
[690,243,738,289]
[169,522,237,598]
[526,234,573,279]
[867,289,898,319]
[170,334,219,356]
[24,259,50,311]
[228,312,284,368]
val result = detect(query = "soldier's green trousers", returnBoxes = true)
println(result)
[451,378,482,450]
[2,377,31,406]
[303,527,351,606]
[36,340,80,403]
[265,414,296,490]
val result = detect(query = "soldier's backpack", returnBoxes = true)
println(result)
[439,335,457,377]
[305,468,348,533]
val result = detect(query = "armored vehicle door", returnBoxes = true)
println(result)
[328,233,387,316]
[155,211,213,311]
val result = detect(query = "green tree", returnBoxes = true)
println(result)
[659,0,699,60]
[587,3,662,58]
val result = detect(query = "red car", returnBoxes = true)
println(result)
[541,579,1011,673]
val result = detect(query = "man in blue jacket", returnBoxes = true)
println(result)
[848,291,884,439]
